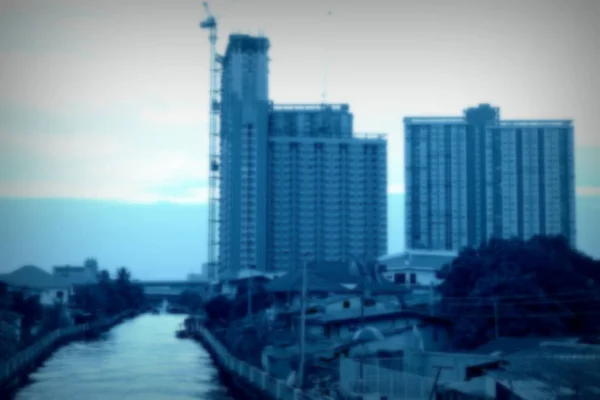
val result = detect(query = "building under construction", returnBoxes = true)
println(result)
[206,33,387,279]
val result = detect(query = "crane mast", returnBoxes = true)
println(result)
[200,2,220,282]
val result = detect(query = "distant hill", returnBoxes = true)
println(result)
[0,265,57,289]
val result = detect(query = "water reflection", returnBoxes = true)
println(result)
[14,314,235,400]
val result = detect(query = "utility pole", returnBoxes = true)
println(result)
[428,365,454,400]
[247,265,255,319]
[247,279,253,319]
[297,254,310,388]
[493,297,500,339]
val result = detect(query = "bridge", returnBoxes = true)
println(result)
[134,280,209,301]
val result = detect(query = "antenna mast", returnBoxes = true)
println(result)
[200,1,220,282]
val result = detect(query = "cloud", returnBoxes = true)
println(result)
[577,187,600,197]
[0,180,209,204]
[387,184,405,194]
[0,124,209,203]
[140,108,205,125]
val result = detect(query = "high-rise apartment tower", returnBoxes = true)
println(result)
[404,104,576,251]
[218,34,387,276]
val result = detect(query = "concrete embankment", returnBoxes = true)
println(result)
[0,309,139,394]
[192,325,323,400]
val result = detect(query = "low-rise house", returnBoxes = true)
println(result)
[219,268,272,299]
[299,309,452,350]
[469,336,583,357]
[424,340,600,399]
[0,266,70,306]
[264,269,352,305]
[378,250,457,287]
[490,341,600,399]
[306,261,363,290]
[52,264,98,291]
[275,293,401,328]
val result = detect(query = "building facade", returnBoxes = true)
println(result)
[404,104,576,251]
[218,35,270,276]
[218,35,388,276]
[267,104,387,271]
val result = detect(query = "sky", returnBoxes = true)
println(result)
[0,0,599,278]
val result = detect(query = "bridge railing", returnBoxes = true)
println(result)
[197,327,334,400]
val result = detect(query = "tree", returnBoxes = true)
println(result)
[229,282,273,321]
[84,258,98,271]
[116,267,131,284]
[203,295,232,324]
[10,292,43,343]
[436,235,600,350]
[72,267,146,318]
[0,283,19,360]
[177,290,204,313]
[97,269,111,285]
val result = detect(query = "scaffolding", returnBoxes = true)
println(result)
[200,2,220,282]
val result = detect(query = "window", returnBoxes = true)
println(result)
[410,273,417,285]
[343,300,350,308]
[394,273,406,284]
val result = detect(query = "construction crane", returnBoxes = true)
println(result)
[200,1,220,283]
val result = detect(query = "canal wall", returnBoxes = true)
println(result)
[194,326,325,400]
[0,309,138,393]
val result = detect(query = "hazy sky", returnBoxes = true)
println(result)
[1,196,598,279]
[1,0,599,203]
[1,0,599,278]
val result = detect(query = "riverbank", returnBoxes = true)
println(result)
[0,309,140,395]
[191,323,322,400]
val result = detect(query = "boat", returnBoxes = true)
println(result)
[175,323,190,339]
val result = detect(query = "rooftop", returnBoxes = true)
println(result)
[352,133,387,140]
[497,119,572,127]
[264,269,351,294]
[471,337,581,357]
[0,266,66,289]
[378,251,457,270]
[405,104,573,128]
[306,260,361,285]
[305,308,451,326]
[224,34,269,57]
[270,103,350,112]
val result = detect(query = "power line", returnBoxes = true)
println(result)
[443,297,600,307]
[434,289,600,301]
[430,310,600,318]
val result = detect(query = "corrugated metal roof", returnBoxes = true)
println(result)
[263,269,351,294]
[306,261,362,284]
[471,337,580,356]
[306,308,452,326]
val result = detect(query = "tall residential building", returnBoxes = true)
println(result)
[218,34,387,276]
[268,104,387,272]
[219,35,270,277]
[404,104,576,251]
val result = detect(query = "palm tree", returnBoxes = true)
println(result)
[116,267,131,284]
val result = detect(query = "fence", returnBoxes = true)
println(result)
[340,357,437,400]
[197,327,333,400]
[0,311,131,387]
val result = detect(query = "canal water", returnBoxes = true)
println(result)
[13,314,236,400]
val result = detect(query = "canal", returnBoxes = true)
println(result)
[12,314,236,400]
